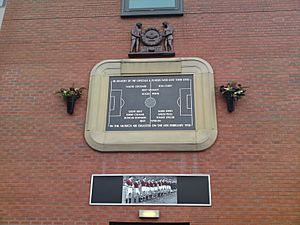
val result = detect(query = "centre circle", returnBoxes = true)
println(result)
[145,97,156,108]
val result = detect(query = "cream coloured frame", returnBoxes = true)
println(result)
[85,58,217,152]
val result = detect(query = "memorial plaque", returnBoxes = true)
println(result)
[106,75,195,131]
[86,58,217,151]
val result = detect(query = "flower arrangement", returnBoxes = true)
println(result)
[56,86,85,98]
[220,82,246,100]
[56,85,85,115]
[220,82,247,112]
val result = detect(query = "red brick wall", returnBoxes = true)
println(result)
[0,0,299,224]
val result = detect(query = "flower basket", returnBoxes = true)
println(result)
[56,85,85,115]
[220,82,246,113]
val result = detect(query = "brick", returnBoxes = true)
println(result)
[0,0,300,225]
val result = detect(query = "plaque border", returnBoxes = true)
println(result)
[85,58,217,151]
[89,173,211,207]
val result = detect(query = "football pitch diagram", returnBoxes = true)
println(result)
[106,75,195,131]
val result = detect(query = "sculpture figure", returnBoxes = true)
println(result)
[162,22,174,52]
[128,22,175,57]
[130,22,142,52]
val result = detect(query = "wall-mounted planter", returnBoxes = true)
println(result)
[65,95,79,115]
[224,92,235,112]
[56,86,85,115]
[220,82,246,113]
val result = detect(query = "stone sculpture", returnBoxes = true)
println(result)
[129,22,175,58]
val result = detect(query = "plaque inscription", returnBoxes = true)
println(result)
[106,75,195,131]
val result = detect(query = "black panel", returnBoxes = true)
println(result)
[177,176,210,204]
[106,75,195,131]
[90,175,210,205]
[91,176,123,203]
[111,223,189,225]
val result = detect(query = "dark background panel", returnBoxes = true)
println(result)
[177,176,210,204]
[106,75,195,131]
[91,176,123,203]
[111,223,189,225]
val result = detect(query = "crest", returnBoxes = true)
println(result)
[129,22,175,58]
